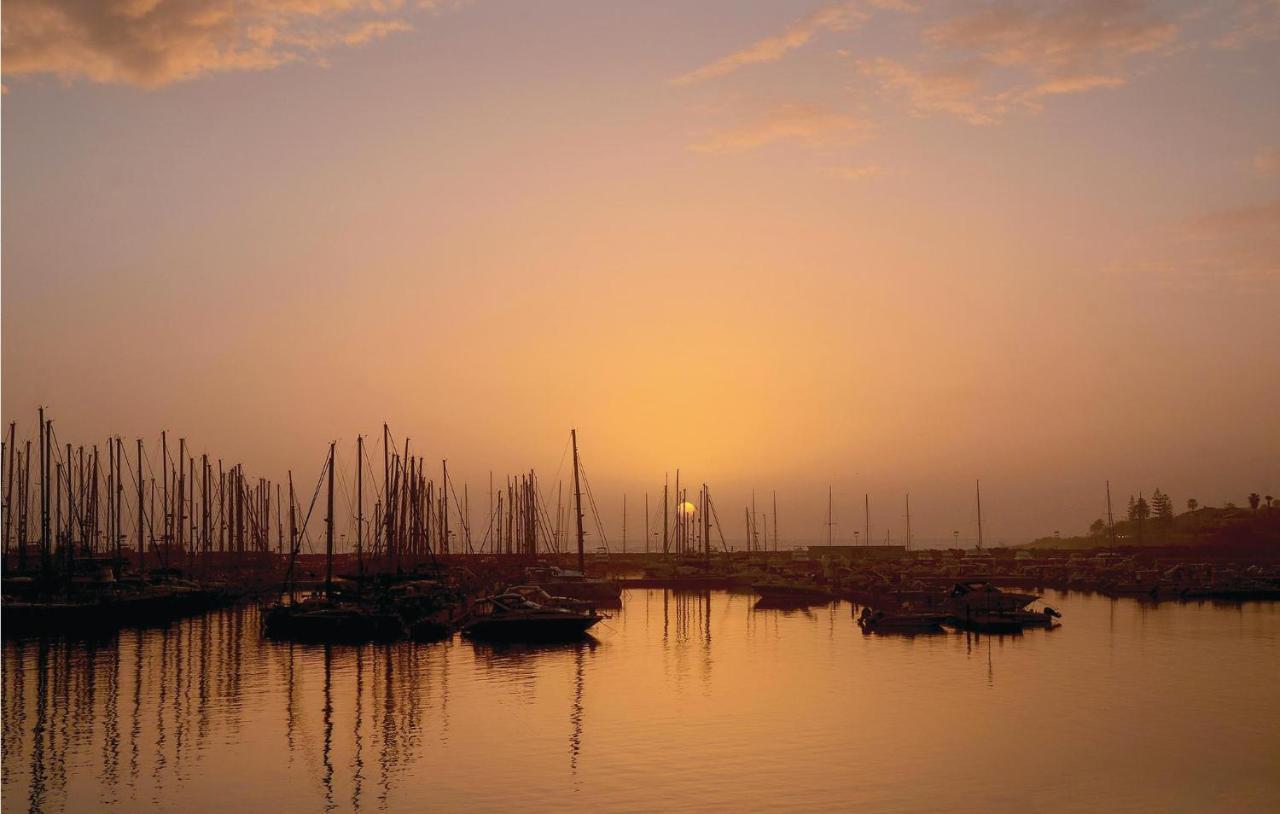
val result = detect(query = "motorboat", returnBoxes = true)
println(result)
[460,593,602,641]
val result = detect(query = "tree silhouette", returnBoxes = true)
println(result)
[1151,489,1173,523]
[1134,494,1149,543]
[1267,495,1275,509]
[1089,518,1106,537]
[1186,498,1199,513]
[1248,493,1261,512]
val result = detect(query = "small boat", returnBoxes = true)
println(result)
[1002,606,1063,629]
[460,593,602,641]
[947,582,1040,613]
[262,598,405,643]
[944,612,1024,634]
[506,585,597,611]
[523,565,622,602]
[752,579,837,604]
[858,606,949,634]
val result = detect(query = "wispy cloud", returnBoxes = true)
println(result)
[860,0,1178,124]
[1212,0,1280,49]
[1130,198,1280,290]
[689,103,862,153]
[672,1,914,86]
[0,0,421,88]
[857,57,1004,125]
[1253,147,1280,176]
[827,163,882,180]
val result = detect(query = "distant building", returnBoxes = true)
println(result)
[807,545,906,561]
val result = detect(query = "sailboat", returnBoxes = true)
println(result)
[262,441,403,643]
[522,430,621,602]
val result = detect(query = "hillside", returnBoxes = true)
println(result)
[1024,502,1280,550]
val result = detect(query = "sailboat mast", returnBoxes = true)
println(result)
[136,439,144,573]
[325,441,335,597]
[39,408,49,577]
[357,435,364,578]
[382,423,391,562]
[864,493,870,547]
[441,459,449,555]
[571,429,585,573]
[905,493,911,550]
[662,474,669,557]
[976,479,984,550]
[1106,480,1115,548]
[703,484,710,560]
[827,485,833,547]
[773,490,778,552]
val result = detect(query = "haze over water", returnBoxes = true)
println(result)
[4,590,1277,813]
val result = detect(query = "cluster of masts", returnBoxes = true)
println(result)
[0,412,614,581]
[1,408,284,580]
[2,409,997,579]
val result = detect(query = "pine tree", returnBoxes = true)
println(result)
[1127,495,1138,521]
[1151,489,1173,523]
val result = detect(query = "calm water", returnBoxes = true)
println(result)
[3,590,1278,813]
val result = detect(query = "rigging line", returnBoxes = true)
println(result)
[359,436,388,506]
[576,458,610,551]
[445,472,474,553]
[282,450,331,589]
[474,501,499,554]
[706,495,729,553]
[532,476,560,555]
[551,435,571,488]
[45,425,111,540]
[334,444,360,546]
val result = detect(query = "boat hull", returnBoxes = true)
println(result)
[462,614,600,641]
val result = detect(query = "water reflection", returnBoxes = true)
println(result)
[3,592,1279,813]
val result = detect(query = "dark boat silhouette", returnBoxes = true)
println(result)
[460,592,602,641]
[857,606,949,634]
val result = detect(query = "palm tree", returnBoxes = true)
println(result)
[1248,493,1261,512]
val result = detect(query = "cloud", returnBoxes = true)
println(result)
[1253,147,1280,176]
[828,163,881,180]
[927,0,1176,70]
[689,103,862,152]
[1164,199,1280,287]
[860,0,1178,124]
[0,0,418,88]
[857,57,1005,125]
[1187,198,1280,237]
[1212,0,1280,49]
[672,1,908,85]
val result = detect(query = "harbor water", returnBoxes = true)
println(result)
[3,589,1278,813]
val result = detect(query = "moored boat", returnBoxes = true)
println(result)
[752,579,837,604]
[460,593,601,641]
[857,606,949,634]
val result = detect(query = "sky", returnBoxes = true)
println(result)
[2,0,1278,546]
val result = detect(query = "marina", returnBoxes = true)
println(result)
[3,588,1277,813]
[4,2,1279,807]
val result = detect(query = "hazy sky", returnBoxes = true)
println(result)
[3,0,1278,545]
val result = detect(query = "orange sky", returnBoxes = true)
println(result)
[2,0,1278,543]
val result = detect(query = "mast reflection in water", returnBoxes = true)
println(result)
[3,591,1279,812]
